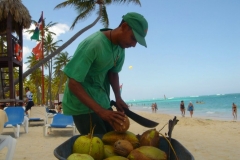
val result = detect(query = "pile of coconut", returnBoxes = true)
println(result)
[67,116,176,160]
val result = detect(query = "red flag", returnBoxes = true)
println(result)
[32,41,42,60]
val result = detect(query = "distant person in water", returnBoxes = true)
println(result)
[232,103,237,120]
[187,101,194,118]
[180,100,185,117]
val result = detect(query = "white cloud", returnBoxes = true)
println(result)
[21,23,69,73]
[23,46,31,58]
[23,24,35,40]
[49,23,69,41]
[23,63,28,73]
[23,23,69,41]
[22,46,31,72]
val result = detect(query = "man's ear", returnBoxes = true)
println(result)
[120,22,130,31]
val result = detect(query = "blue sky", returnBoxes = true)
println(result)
[21,0,240,101]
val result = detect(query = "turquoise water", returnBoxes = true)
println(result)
[125,93,240,121]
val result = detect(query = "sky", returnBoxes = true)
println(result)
[21,0,240,101]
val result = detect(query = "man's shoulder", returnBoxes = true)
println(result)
[81,30,109,49]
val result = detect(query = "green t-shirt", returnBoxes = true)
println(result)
[62,29,125,115]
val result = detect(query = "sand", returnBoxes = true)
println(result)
[0,112,240,160]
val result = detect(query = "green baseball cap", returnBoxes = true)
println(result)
[122,12,148,47]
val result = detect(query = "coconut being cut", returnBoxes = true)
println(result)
[112,115,130,133]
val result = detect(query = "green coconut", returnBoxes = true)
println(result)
[104,145,118,158]
[139,129,160,147]
[73,126,104,160]
[102,131,140,148]
[104,156,129,160]
[127,146,167,160]
[67,153,94,160]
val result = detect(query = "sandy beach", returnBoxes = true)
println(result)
[1,111,240,160]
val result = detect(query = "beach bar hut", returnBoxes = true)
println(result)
[0,0,31,106]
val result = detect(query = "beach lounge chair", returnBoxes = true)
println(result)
[0,110,8,135]
[0,135,17,160]
[45,106,57,124]
[29,106,47,125]
[43,113,75,136]
[0,110,17,160]
[4,107,29,138]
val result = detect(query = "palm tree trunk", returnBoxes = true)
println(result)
[0,4,103,96]
[34,85,39,105]
[49,58,53,108]
[54,71,64,100]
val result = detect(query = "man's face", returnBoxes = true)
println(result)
[118,23,137,49]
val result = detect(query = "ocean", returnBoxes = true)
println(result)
[125,93,240,121]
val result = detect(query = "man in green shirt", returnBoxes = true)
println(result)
[62,12,148,134]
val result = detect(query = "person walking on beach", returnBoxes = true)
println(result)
[24,87,34,116]
[232,103,237,120]
[180,100,185,117]
[154,102,158,113]
[187,101,194,118]
[62,12,148,135]
[151,103,155,113]
[151,103,157,113]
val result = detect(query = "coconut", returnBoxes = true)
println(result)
[126,150,151,160]
[103,145,118,158]
[139,128,160,147]
[67,153,94,160]
[102,131,140,148]
[104,156,129,160]
[114,140,133,157]
[112,116,130,133]
[73,127,104,160]
[127,146,167,160]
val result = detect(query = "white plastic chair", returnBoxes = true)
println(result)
[0,110,8,135]
[0,110,17,160]
[4,107,29,138]
[0,135,17,160]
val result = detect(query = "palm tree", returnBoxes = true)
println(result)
[53,51,72,99]
[44,33,62,105]
[25,53,42,104]
[26,19,60,105]
[16,0,141,85]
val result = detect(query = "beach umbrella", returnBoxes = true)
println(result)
[0,0,31,36]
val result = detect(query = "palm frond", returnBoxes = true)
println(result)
[99,5,109,28]
[70,5,96,29]
[106,0,141,6]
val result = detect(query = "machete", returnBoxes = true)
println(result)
[110,100,159,128]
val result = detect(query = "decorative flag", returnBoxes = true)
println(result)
[32,41,42,60]
[31,13,43,41]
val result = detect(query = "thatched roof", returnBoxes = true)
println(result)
[0,0,31,35]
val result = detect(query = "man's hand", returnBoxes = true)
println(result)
[98,109,126,131]
[115,99,129,112]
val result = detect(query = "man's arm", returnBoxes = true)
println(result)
[68,78,125,127]
[108,72,128,112]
